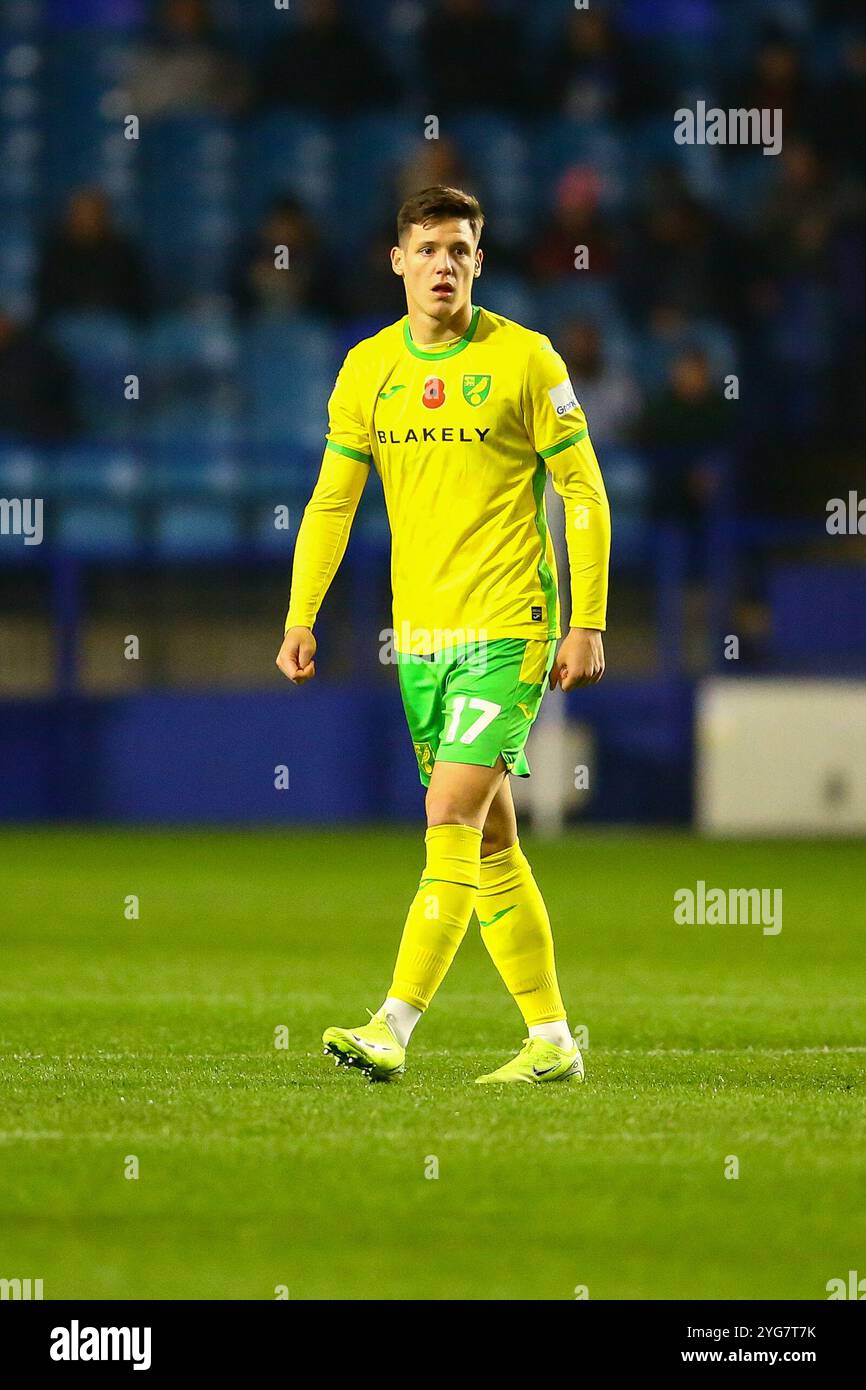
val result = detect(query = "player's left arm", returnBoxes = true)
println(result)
[522,336,611,691]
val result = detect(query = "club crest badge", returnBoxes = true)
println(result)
[462,373,491,406]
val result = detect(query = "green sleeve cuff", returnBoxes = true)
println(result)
[325,439,373,464]
[538,428,588,460]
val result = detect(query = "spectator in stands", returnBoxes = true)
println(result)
[530,165,618,279]
[339,229,409,338]
[0,309,79,440]
[122,0,247,118]
[391,140,522,274]
[558,317,641,446]
[393,135,474,211]
[257,0,399,114]
[817,34,866,176]
[753,137,861,278]
[640,347,729,449]
[536,6,668,121]
[420,0,529,112]
[624,181,729,322]
[742,137,866,437]
[727,25,813,144]
[640,347,729,522]
[230,195,339,320]
[35,188,151,323]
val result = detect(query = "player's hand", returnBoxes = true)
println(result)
[276,626,317,685]
[549,627,605,692]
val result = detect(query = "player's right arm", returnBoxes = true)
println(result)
[276,351,372,685]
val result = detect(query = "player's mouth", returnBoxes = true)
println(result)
[432,283,455,299]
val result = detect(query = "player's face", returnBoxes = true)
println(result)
[392,218,482,322]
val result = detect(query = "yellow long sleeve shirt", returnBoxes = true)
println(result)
[285,304,611,653]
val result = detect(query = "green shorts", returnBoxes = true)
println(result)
[396,638,556,787]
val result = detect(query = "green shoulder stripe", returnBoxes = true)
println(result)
[325,440,373,464]
[538,428,588,460]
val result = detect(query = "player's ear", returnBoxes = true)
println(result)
[474,247,483,278]
[390,244,404,277]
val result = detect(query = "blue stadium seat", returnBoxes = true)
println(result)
[721,154,773,227]
[336,115,418,244]
[151,443,242,498]
[0,126,42,201]
[140,119,239,294]
[451,115,532,247]
[629,114,692,176]
[154,501,241,557]
[600,448,651,566]
[49,310,140,366]
[48,312,143,437]
[42,35,130,196]
[239,113,337,235]
[0,229,36,314]
[144,312,240,443]
[520,0,573,47]
[147,311,238,373]
[144,400,240,446]
[243,442,313,499]
[0,443,43,495]
[535,279,627,338]
[56,501,139,555]
[253,503,296,554]
[241,317,338,446]
[51,445,144,499]
[477,277,540,331]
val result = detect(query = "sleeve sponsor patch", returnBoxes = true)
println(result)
[548,378,579,417]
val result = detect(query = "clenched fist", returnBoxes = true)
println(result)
[276,626,317,685]
[549,627,605,692]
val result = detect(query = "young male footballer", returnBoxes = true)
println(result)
[276,186,610,1084]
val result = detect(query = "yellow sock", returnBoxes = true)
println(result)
[389,824,482,1012]
[477,840,566,1027]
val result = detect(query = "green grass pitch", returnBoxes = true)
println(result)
[1,827,864,1301]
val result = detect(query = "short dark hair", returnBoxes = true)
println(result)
[397,186,484,244]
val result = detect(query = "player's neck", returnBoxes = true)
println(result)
[406,299,474,346]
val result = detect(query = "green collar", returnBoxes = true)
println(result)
[403,304,481,360]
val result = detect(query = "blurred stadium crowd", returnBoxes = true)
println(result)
[0,0,864,684]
